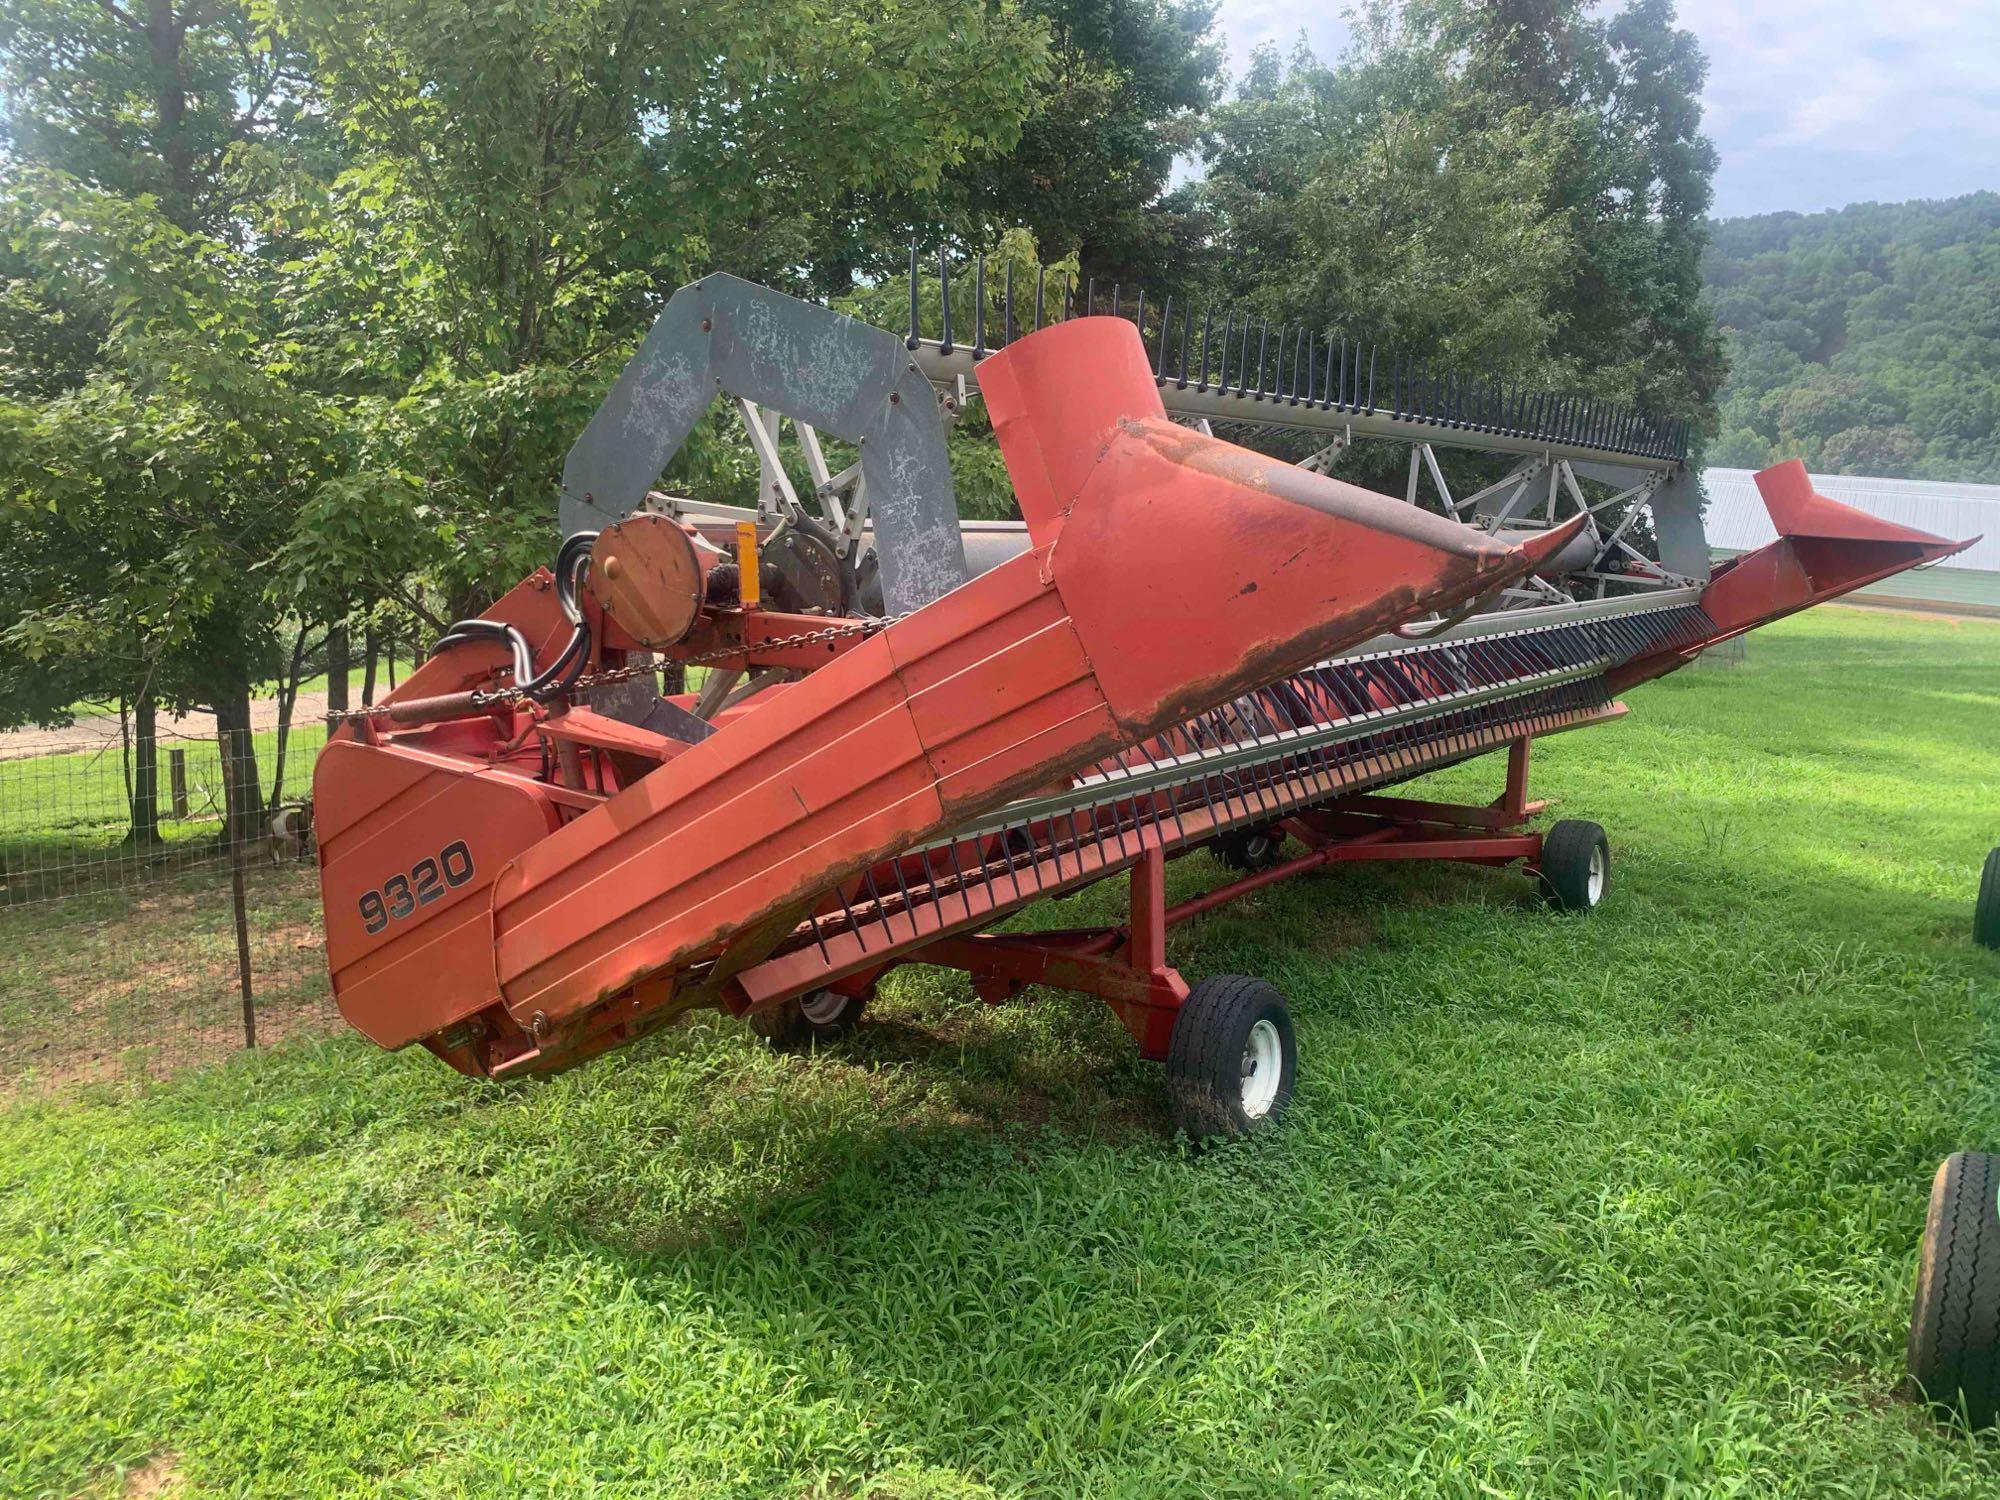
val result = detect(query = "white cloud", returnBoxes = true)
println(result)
[1211,2,1350,76]
[1208,0,2000,218]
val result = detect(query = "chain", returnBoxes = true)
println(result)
[325,612,911,725]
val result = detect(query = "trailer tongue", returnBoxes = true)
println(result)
[314,275,1970,1137]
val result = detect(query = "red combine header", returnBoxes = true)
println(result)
[315,274,1970,1137]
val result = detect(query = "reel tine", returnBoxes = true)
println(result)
[938,247,953,355]
[972,256,985,359]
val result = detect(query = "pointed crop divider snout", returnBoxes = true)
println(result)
[1609,458,1977,692]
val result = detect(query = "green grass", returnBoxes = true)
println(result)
[1,606,1997,1497]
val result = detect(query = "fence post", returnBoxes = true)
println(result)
[223,727,257,1048]
[169,748,189,820]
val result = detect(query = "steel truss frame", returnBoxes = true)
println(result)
[702,368,1704,618]
[585,267,1712,622]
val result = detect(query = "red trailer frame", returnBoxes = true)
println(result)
[786,737,1567,1061]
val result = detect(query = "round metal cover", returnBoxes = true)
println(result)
[585,515,705,647]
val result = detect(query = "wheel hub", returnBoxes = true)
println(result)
[1240,1018,1283,1119]
[799,989,849,1025]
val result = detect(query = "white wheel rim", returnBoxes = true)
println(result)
[1240,1018,1283,1119]
[1586,845,1606,904]
[799,990,848,1025]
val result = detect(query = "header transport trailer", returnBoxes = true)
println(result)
[313,271,1970,1139]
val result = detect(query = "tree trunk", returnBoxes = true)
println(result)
[124,691,162,847]
[213,685,264,847]
[268,628,310,809]
[362,623,380,705]
[326,622,350,716]
[145,0,196,232]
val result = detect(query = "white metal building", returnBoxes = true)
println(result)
[1704,468,2000,614]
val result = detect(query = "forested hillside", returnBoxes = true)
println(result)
[1704,194,2000,481]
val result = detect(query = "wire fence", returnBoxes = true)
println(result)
[0,717,338,1090]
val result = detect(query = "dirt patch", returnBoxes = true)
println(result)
[0,694,332,763]
[2,869,338,1093]
[88,1454,183,1499]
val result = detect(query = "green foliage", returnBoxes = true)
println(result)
[272,0,1051,613]
[1,609,1997,1494]
[1202,43,1577,378]
[0,0,308,232]
[937,0,1223,286]
[0,0,1056,744]
[1704,194,2000,481]
[0,167,340,719]
[804,1,1222,292]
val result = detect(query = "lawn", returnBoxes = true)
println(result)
[1,606,1996,1498]
[0,864,334,1085]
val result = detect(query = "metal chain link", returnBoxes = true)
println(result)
[324,612,911,725]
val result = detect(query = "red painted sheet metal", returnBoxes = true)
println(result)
[485,322,1575,1055]
[316,739,563,1046]
[982,319,1583,733]
[1753,459,1967,548]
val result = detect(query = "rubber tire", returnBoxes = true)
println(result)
[1975,849,2000,951]
[1214,827,1284,873]
[1538,819,1609,912]
[750,988,866,1051]
[1908,1150,2000,1429]
[1165,975,1297,1141]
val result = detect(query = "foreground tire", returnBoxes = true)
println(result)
[1976,849,2000,951]
[1214,826,1284,873]
[1908,1150,2000,1429]
[1538,819,1609,912]
[750,987,867,1050]
[1165,975,1297,1141]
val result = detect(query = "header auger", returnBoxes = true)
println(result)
[314,275,1971,1138]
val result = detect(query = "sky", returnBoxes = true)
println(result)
[1212,0,2000,221]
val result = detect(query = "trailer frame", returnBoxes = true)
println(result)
[812,738,1568,1063]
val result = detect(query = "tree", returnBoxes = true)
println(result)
[1198,0,1726,458]
[0,176,341,841]
[0,0,1054,851]
[1,0,320,842]
[802,0,1222,296]
[939,0,1223,286]
[273,0,1052,614]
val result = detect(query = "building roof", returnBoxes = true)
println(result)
[1703,467,2000,573]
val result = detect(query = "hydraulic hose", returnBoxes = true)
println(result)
[429,530,601,703]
